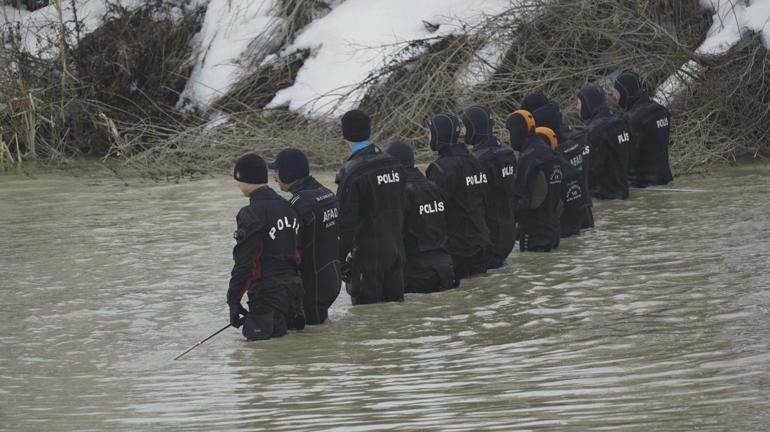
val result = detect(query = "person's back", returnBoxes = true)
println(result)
[270,148,341,324]
[578,84,631,199]
[387,140,456,293]
[426,112,492,279]
[613,71,673,187]
[462,106,517,269]
[533,103,588,238]
[228,154,304,341]
[336,110,406,305]
[506,111,562,252]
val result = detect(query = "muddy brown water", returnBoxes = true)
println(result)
[1,164,769,431]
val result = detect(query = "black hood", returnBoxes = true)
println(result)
[505,110,535,152]
[614,71,649,109]
[461,105,493,146]
[428,112,462,151]
[532,102,564,141]
[577,84,608,120]
[386,139,415,168]
[521,92,549,113]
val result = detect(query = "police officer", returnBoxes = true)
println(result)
[426,112,492,278]
[386,140,456,293]
[613,70,673,187]
[228,154,304,341]
[462,106,517,269]
[532,102,591,237]
[269,148,340,324]
[336,110,406,305]
[577,83,632,199]
[505,111,562,252]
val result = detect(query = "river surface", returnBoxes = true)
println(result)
[1,164,769,431]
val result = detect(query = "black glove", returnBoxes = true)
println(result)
[229,304,245,328]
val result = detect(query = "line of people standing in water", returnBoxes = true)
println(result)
[226,71,674,341]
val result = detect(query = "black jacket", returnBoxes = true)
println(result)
[288,176,341,317]
[472,138,517,264]
[533,102,591,236]
[335,144,406,268]
[513,134,562,251]
[584,115,632,199]
[228,187,300,305]
[625,93,673,187]
[426,144,492,260]
[402,167,453,279]
[556,139,588,237]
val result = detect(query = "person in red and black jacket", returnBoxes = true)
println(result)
[228,154,304,341]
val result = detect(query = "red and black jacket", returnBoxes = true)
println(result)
[227,186,300,306]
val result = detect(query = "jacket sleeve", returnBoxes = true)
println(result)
[587,127,605,179]
[336,177,360,262]
[227,207,264,305]
[426,162,451,197]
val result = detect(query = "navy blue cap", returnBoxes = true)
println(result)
[269,148,310,183]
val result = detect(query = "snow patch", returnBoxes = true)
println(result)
[698,0,770,55]
[266,0,513,117]
[178,0,288,110]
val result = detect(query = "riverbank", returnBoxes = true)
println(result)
[0,1,767,176]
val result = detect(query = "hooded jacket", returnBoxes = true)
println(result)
[578,84,632,199]
[426,113,492,261]
[533,103,592,237]
[463,106,517,267]
[614,72,673,186]
[512,131,562,251]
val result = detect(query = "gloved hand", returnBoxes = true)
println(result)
[229,304,245,328]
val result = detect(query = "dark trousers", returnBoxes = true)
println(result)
[452,251,487,280]
[347,258,405,305]
[405,262,456,293]
[243,276,303,340]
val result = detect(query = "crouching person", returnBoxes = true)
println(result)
[228,154,304,341]
[387,140,456,293]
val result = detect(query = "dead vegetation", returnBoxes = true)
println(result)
[0,0,766,176]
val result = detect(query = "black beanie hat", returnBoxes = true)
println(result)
[386,140,415,168]
[614,71,641,109]
[341,109,371,142]
[577,84,606,121]
[268,148,309,183]
[428,112,461,151]
[234,153,268,185]
[521,92,549,113]
[461,105,493,146]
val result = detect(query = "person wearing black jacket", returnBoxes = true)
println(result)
[613,70,673,187]
[228,154,304,341]
[335,110,406,305]
[426,112,492,279]
[461,105,517,269]
[386,140,456,293]
[270,148,340,324]
[578,83,632,199]
[532,102,591,237]
[505,111,562,251]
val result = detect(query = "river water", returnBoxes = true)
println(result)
[1,164,769,431]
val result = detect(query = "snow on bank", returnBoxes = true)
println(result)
[655,0,770,105]
[178,0,288,110]
[1,5,30,27]
[266,0,514,117]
